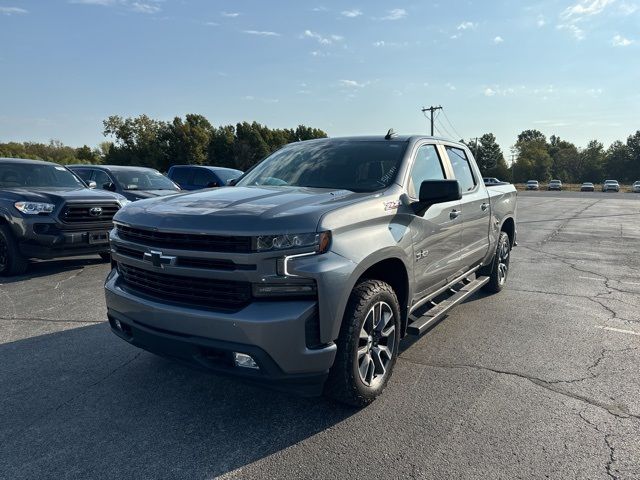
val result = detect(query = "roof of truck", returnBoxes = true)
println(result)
[303,135,465,146]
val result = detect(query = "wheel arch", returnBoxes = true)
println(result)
[500,216,516,247]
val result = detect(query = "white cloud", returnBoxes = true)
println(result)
[561,0,616,20]
[612,34,633,46]
[222,11,240,17]
[130,2,160,14]
[0,6,28,15]
[204,21,219,26]
[457,21,477,30]
[619,2,639,14]
[244,30,281,37]
[446,83,456,91]
[340,79,368,88]
[557,23,585,40]
[303,30,343,45]
[484,88,496,97]
[341,9,362,18]
[372,40,409,47]
[493,36,504,44]
[537,15,546,27]
[381,8,407,20]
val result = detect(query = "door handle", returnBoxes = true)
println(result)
[449,209,461,220]
[481,203,489,211]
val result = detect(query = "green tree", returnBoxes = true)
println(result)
[164,114,214,168]
[579,140,605,182]
[548,135,579,181]
[625,130,640,182]
[604,141,630,182]
[103,115,169,169]
[514,130,551,182]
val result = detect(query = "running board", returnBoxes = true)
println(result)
[406,275,490,336]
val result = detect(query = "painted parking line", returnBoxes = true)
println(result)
[595,326,640,337]
[578,276,603,281]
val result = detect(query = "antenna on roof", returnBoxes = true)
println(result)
[385,128,397,140]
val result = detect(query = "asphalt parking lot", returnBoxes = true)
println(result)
[1,191,639,479]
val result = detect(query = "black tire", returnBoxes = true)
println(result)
[0,224,28,276]
[324,279,401,407]
[480,231,511,293]
[99,252,111,262]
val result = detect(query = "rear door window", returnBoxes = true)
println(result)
[192,169,217,187]
[446,146,476,193]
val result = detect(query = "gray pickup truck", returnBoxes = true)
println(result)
[105,135,517,406]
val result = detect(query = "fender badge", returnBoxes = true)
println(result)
[384,200,401,211]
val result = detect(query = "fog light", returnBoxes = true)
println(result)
[233,352,259,370]
[114,318,122,330]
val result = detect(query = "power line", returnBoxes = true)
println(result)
[440,108,464,140]
[435,114,455,139]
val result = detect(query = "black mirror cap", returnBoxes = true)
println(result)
[419,179,462,204]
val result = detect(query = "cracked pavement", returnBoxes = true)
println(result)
[1,191,639,479]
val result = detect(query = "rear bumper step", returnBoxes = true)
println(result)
[407,275,490,336]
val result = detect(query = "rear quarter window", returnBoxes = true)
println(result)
[446,146,476,192]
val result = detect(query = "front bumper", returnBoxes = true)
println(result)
[105,269,337,394]
[14,217,111,259]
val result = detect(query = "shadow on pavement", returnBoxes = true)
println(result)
[0,256,107,284]
[0,323,355,479]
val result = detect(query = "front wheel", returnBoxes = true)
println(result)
[481,231,511,293]
[325,279,401,407]
[0,225,28,276]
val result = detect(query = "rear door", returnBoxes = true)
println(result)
[407,142,464,298]
[169,167,194,190]
[444,145,490,267]
[191,168,219,189]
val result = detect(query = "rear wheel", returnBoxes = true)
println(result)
[481,231,511,293]
[0,225,28,276]
[325,279,401,407]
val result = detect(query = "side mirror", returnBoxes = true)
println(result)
[227,178,239,186]
[87,180,97,189]
[103,182,117,192]
[413,180,462,214]
[206,181,219,188]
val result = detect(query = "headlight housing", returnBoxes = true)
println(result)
[256,231,331,253]
[14,201,55,215]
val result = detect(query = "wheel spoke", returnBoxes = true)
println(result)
[376,344,392,362]
[357,345,369,359]
[381,324,395,339]
[371,347,387,377]
[359,353,372,384]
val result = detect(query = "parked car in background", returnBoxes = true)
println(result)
[525,180,539,190]
[483,177,501,185]
[580,182,595,192]
[69,165,181,201]
[602,180,620,192]
[548,180,562,191]
[632,181,640,193]
[167,165,243,191]
[0,158,128,275]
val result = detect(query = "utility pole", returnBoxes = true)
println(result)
[421,105,442,136]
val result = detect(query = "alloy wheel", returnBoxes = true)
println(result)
[357,301,396,387]
[497,238,510,285]
[0,235,7,273]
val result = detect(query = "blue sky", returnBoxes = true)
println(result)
[1,0,638,155]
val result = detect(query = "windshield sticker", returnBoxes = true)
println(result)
[384,200,401,211]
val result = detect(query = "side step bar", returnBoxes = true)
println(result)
[406,275,490,336]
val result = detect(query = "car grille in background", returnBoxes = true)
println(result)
[61,203,119,223]
[118,263,252,311]
[116,225,253,253]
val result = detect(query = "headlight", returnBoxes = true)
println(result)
[14,201,55,215]
[256,231,331,253]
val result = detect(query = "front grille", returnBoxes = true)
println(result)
[117,225,252,253]
[61,203,119,224]
[118,263,251,311]
[113,245,256,271]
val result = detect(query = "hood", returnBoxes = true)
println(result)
[123,189,180,201]
[114,186,371,235]
[0,187,124,205]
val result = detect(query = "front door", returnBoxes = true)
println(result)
[407,143,464,300]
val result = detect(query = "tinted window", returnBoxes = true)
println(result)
[237,141,407,193]
[73,168,92,182]
[112,170,178,190]
[0,163,84,189]
[214,168,243,184]
[192,169,217,188]
[407,144,445,198]
[170,167,192,185]
[446,146,476,192]
[93,170,113,189]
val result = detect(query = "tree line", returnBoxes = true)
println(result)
[464,129,640,183]
[1,114,639,183]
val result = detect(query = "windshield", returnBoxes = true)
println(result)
[527,181,537,184]
[214,168,243,184]
[112,169,179,191]
[237,141,407,192]
[605,180,618,184]
[0,162,84,189]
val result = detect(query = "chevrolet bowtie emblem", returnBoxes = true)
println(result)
[143,250,177,268]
